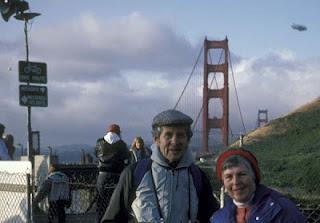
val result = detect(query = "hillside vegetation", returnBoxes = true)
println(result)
[227,97,320,201]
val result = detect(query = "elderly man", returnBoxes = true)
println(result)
[210,148,306,223]
[102,109,219,223]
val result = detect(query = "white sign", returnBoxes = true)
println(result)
[0,161,31,174]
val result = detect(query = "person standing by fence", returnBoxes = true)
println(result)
[129,136,150,163]
[0,123,10,160]
[33,164,71,223]
[4,134,15,160]
[95,123,130,223]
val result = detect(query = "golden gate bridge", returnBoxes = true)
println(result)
[173,37,246,154]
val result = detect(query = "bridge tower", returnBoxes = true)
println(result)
[202,37,229,153]
[257,109,268,127]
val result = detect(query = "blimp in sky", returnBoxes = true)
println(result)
[291,23,307,31]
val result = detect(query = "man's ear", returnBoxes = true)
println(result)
[153,136,159,145]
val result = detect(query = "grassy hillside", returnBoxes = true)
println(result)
[228,97,320,201]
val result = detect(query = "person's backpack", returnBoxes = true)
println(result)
[132,158,203,197]
[48,172,70,203]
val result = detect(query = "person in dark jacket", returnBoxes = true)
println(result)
[33,164,71,223]
[102,109,219,223]
[129,136,150,163]
[0,123,10,160]
[210,148,307,223]
[95,123,130,223]
[4,134,15,160]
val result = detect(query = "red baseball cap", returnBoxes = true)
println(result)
[107,124,121,134]
[216,148,260,184]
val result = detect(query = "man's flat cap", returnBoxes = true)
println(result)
[152,109,193,127]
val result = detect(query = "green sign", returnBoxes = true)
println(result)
[19,61,47,84]
[19,85,48,107]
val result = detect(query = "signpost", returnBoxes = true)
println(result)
[19,85,48,107]
[31,131,40,155]
[2,3,42,222]
[19,61,47,84]
[18,60,48,215]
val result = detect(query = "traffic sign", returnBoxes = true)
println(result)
[19,85,48,107]
[19,61,47,84]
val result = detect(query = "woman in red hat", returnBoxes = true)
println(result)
[210,148,306,223]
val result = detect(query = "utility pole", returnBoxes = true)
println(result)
[1,2,41,222]
[19,12,33,170]
[15,12,41,223]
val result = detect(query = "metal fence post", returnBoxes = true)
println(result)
[239,134,244,147]
[220,186,225,208]
[27,173,31,223]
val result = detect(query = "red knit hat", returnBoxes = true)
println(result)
[107,124,121,134]
[216,148,260,184]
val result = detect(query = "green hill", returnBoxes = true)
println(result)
[200,97,320,203]
[229,97,320,201]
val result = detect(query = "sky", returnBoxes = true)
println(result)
[0,0,319,150]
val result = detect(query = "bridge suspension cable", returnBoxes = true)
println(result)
[229,49,247,134]
[173,45,203,110]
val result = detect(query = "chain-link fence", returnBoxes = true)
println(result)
[0,171,31,223]
[33,165,117,223]
[298,204,320,223]
[2,162,320,223]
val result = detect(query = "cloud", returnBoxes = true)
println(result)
[1,13,319,150]
[0,12,197,147]
[30,12,195,81]
[229,50,320,133]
